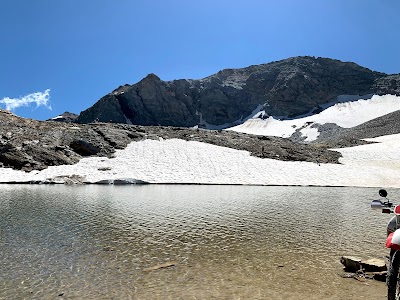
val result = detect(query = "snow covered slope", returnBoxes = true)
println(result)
[1,134,400,187]
[228,95,400,141]
[1,94,399,187]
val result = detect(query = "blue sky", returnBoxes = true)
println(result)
[0,0,399,120]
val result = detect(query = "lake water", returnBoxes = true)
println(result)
[0,185,394,299]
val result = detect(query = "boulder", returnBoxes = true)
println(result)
[70,140,99,156]
[340,256,387,273]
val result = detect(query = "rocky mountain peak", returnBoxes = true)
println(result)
[142,73,161,82]
[76,56,399,127]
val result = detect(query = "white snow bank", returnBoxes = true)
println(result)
[335,134,400,171]
[1,134,400,188]
[229,94,400,141]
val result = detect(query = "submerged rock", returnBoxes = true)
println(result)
[143,261,177,272]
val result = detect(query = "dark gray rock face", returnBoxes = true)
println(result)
[76,56,397,127]
[373,74,400,96]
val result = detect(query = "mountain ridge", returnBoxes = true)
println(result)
[76,56,399,127]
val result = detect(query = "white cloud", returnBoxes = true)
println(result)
[0,89,52,111]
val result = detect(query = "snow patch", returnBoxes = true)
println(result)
[229,95,400,141]
[1,135,400,187]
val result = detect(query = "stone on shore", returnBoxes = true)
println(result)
[340,256,387,273]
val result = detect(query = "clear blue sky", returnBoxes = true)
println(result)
[1,0,399,120]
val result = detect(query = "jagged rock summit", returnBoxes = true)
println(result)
[76,56,400,127]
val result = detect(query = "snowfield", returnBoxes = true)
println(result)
[1,94,399,187]
[0,133,400,188]
[229,95,400,141]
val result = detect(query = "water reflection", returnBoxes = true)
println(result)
[0,185,393,299]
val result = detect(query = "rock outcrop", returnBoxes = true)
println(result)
[306,109,400,147]
[340,256,387,273]
[76,56,399,128]
[373,74,400,96]
[48,112,78,123]
[340,256,387,282]
[0,109,340,172]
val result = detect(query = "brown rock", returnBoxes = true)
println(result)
[340,256,387,273]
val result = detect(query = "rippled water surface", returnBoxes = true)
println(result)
[0,185,395,299]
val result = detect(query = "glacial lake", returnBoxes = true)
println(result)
[0,185,394,299]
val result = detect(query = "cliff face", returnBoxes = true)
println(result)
[77,56,399,127]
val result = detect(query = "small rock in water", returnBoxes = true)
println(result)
[102,246,115,252]
[143,261,177,272]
